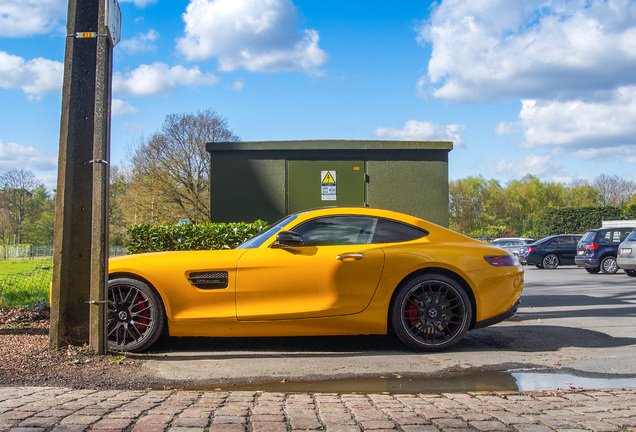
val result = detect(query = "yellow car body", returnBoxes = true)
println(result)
[108,207,524,352]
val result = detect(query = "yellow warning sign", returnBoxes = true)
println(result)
[322,171,336,184]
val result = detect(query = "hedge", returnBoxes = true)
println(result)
[126,220,269,254]
[533,206,623,236]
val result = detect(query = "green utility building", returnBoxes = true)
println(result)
[206,140,452,226]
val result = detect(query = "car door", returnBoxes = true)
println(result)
[236,215,385,321]
[555,236,576,264]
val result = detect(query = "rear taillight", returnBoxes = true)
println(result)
[585,244,599,250]
[526,246,535,253]
[484,255,520,267]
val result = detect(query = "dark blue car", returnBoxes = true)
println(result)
[575,227,633,274]
[519,234,582,269]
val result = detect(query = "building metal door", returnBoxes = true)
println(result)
[287,160,366,214]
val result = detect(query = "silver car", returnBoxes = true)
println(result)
[490,237,535,256]
[617,231,636,277]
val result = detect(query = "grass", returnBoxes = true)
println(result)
[0,258,52,275]
[0,258,52,308]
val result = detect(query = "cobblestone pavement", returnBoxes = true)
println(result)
[1,387,635,432]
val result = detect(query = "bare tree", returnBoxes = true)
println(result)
[128,110,240,223]
[0,169,40,244]
[593,174,636,207]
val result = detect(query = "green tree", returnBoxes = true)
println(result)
[21,186,55,245]
[0,169,40,244]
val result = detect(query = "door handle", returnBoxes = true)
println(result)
[337,253,364,261]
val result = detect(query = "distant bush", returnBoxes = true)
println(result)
[125,220,269,254]
[533,206,623,235]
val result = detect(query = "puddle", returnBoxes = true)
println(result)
[187,369,636,394]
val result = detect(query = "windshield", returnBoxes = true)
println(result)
[236,214,297,249]
[580,231,596,243]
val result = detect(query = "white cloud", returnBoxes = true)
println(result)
[519,86,636,148]
[231,80,245,91]
[494,121,516,136]
[573,146,636,162]
[373,120,465,146]
[112,62,219,97]
[176,0,328,75]
[488,154,561,178]
[0,139,57,172]
[0,51,63,100]
[0,0,66,37]
[111,99,138,117]
[418,0,636,102]
[118,29,160,55]
[118,0,158,8]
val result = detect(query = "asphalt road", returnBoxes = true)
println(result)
[138,265,636,389]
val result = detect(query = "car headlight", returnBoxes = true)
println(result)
[484,255,520,267]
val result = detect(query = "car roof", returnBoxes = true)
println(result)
[586,227,636,232]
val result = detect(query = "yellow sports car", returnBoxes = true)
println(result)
[108,207,524,352]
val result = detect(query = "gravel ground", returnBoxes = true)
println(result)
[0,307,172,390]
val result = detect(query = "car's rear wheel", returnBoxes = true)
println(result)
[107,278,165,352]
[585,267,600,274]
[542,254,559,269]
[625,269,636,277]
[391,274,471,351]
[600,256,618,274]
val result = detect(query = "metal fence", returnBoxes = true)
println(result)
[0,245,128,260]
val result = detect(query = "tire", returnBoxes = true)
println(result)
[625,269,636,277]
[107,278,165,352]
[542,254,559,269]
[600,256,618,274]
[585,267,601,274]
[391,274,471,351]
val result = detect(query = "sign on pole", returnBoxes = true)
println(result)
[105,0,121,47]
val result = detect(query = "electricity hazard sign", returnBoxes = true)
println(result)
[321,170,337,201]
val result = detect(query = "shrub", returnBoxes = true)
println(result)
[125,220,269,254]
[533,206,623,235]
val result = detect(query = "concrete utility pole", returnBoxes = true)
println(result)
[50,0,120,354]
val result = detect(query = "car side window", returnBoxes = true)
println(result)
[562,236,576,246]
[619,229,632,242]
[371,218,428,244]
[292,216,376,246]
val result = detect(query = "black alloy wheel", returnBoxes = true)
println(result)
[391,274,471,351]
[107,278,165,352]
[625,269,636,277]
[542,253,559,269]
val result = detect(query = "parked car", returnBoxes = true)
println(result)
[518,234,582,269]
[616,231,636,277]
[490,238,535,255]
[108,207,524,353]
[575,227,633,274]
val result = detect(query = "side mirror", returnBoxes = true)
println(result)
[273,231,304,248]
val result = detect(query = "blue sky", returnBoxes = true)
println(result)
[1,0,636,191]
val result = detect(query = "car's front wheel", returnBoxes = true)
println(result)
[625,269,636,277]
[542,253,560,269]
[391,274,471,351]
[107,278,165,352]
[600,256,618,274]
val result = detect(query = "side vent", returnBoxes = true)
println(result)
[188,271,229,289]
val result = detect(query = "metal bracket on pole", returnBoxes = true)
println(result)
[88,159,109,165]
[69,32,108,38]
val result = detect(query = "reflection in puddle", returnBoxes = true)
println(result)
[188,369,636,393]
